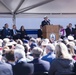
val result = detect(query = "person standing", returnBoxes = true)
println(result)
[41,16,50,27]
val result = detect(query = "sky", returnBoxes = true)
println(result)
[0,18,76,29]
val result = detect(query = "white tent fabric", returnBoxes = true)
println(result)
[0,0,76,18]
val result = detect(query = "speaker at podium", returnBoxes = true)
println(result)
[42,25,60,40]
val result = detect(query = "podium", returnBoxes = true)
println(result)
[42,25,60,40]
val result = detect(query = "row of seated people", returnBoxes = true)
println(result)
[0,23,30,40]
[37,23,76,39]
[0,36,76,75]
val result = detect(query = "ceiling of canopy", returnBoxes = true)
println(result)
[0,0,76,18]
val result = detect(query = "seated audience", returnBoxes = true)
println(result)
[36,38,42,47]
[0,47,13,75]
[2,38,10,47]
[2,23,11,39]
[16,39,23,45]
[41,39,49,55]
[20,25,29,40]
[41,43,55,63]
[65,23,74,37]
[5,50,15,65]
[59,25,66,39]
[11,25,18,40]
[66,41,76,60]
[23,43,33,62]
[48,42,74,75]
[37,25,43,39]
[13,49,34,75]
[29,47,50,74]
[74,24,76,39]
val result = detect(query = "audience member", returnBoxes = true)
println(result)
[13,49,34,75]
[37,25,43,39]
[59,25,66,39]
[67,42,76,60]
[16,39,23,45]
[74,24,76,39]
[0,23,76,75]
[41,39,49,55]
[23,43,33,62]
[48,42,74,75]
[11,25,18,40]
[65,23,74,37]
[5,50,15,65]
[29,47,50,74]
[2,23,11,39]
[41,43,55,63]
[36,38,42,47]
[0,47,13,75]
[20,25,29,40]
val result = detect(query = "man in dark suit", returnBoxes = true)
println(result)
[29,47,50,74]
[13,62,34,75]
[13,49,34,75]
[37,25,43,38]
[11,25,18,40]
[65,23,74,37]
[41,16,50,27]
[2,23,11,39]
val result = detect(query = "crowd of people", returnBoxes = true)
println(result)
[0,23,29,40]
[0,19,76,75]
[59,23,76,40]
[0,33,76,75]
[37,16,76,40]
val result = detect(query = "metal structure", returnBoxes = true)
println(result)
[0,0,76,24]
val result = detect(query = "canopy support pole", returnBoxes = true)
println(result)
[12,13,16,25]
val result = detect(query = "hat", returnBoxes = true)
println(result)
[0,39,3,47]
[3,38,10,43]
[31,47,43,55]
[68,36,74,41]
[30,43,37,49]
[23,39,29,43]
[24,43,30,50]
[15,44,25,51]
[41,41,48,46]
[11,41,17,45]
[58,38,63,42]
[30,38,36,43]
[68,41,75,48]
[46,44,55,51]
[44,16,48,18]
[5,42,13,46]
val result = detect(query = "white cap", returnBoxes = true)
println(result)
[15,44,25,51]
[68,36,74,41]
[3,38,10,43]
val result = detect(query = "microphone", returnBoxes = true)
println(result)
[48,19,50,22]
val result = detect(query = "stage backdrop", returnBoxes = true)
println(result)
[0,18,76,29]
